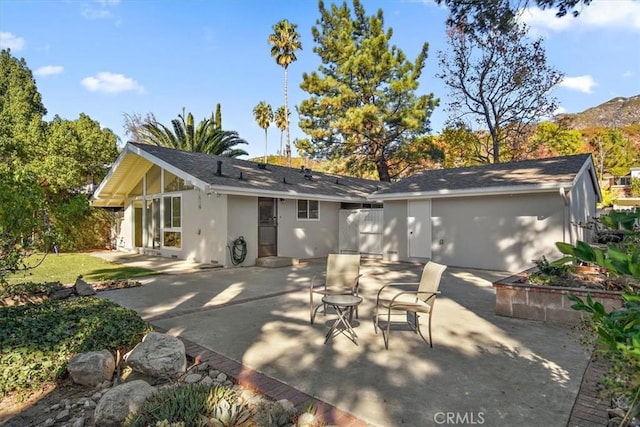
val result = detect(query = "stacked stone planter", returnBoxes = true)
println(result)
[492,269,623,324]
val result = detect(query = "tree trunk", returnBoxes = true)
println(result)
[284,68,291,167]
[264,129,268,164]
[376,160,391,182]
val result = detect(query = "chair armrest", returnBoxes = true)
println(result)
[386,289,440,306]
[375,282,419,302]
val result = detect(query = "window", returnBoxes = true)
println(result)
[164,170,194,192]
[163,195,181,248]
[297,199,319,220]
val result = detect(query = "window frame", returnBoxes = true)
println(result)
[162,194,182,249]
[297,199,320,221]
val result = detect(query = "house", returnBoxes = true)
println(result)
[92,143,601,272]
[372,154,601,271]
[91,142,386,267]
[608,167,640,210]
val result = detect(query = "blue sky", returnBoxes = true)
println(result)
[1,0,639,159]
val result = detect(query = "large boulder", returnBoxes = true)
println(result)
[124,332,186,379]
[94,380,155,427]
[74,277,96,296]
[67,350,115,386]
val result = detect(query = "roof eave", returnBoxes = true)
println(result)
[368,182,575,201]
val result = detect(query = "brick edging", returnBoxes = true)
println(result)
[567,352,611,426]
[155,327,369,427]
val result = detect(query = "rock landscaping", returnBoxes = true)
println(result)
[2,331,322,427]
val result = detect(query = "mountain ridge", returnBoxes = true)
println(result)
[555,94,640,129]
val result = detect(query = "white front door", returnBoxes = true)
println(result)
[408,200,431,259]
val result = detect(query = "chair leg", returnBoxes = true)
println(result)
[373,303,379,334]
[384,306,392,350]
[414,312,432,348]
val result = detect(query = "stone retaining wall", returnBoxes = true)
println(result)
[493,273,623,324]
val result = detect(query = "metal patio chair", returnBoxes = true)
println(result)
[309,253,362,325]
[373,261,447,349]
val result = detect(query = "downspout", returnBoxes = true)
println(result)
[559,187,570,243]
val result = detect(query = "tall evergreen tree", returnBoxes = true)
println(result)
[214,103,222,130]
[0,49,47,169]
[252,101,273,163]
[268,19,302,167]
[298,0,439,182]
[438,21,562,163]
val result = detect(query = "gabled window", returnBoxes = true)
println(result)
[297,199,319,220]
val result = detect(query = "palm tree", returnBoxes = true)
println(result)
[253,101,273,163]
[274,106,289,155]
[137,108,248,157]
[268,19,302,167]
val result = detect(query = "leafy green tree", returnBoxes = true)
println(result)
[530,121,584,157]
[0,170,45,281]
[30,114,118,192]
[298,0,439,182]
[438,21,562,163]
[274,106,289,155]
[438,123,487,167]
[0,49,47,170]
[137,109,248,157]
[268,19,302,167]
[589,129,634,178]
[253,101,273,163]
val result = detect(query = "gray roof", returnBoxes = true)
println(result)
[130,142,387,200]
[373,154,594,198]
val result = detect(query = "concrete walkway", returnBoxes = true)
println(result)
[95,252,592,427]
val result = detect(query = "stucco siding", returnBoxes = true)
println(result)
[277,199,340,259]
[431,193,565,272]
[227,195,258,266]
[118,200,134,250]
[182,190,228,264]
[382,200,408,262]
[569,171,598,244]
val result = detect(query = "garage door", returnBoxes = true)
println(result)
[430,194,565,272]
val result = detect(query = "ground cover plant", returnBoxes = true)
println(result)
[557,210,640,422]
[0,296,151,396]
[3,252,157,285]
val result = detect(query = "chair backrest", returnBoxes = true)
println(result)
[325,253,361,292]
[417,261,447,304]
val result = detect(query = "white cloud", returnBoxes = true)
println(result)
[82,7,112,20]
[622,70,635,78]
[97,0,121,5]
[520,0,640,33]
[81,72,145,94]
[35,65,64,76]
[554,106,568,115]
[559,75,598,93]
[0,32,26,51]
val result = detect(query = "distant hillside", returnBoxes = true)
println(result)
[556,95,640,129]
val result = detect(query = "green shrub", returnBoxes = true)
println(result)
[0,297,151,395]
[631,177,640,198]
[0,281,62,299]
[124,383,244,427]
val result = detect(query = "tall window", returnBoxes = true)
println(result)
[163,195,181,248]
[297,199,319,220]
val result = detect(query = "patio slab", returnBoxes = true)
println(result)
[97,258,591,427]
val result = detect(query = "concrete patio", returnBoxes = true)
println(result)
[95,253,592,427]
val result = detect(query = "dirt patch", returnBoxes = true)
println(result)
[0,379,95,426]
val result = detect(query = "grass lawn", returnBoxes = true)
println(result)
[4,252,158,285]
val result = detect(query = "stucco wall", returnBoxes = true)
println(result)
[569,171,598,244]
[430,193,565,272]
[182,190,228,264]
[118,200,134,251]
[382,200,408,262]
[227,195,258,266]
[277,199,340,259]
